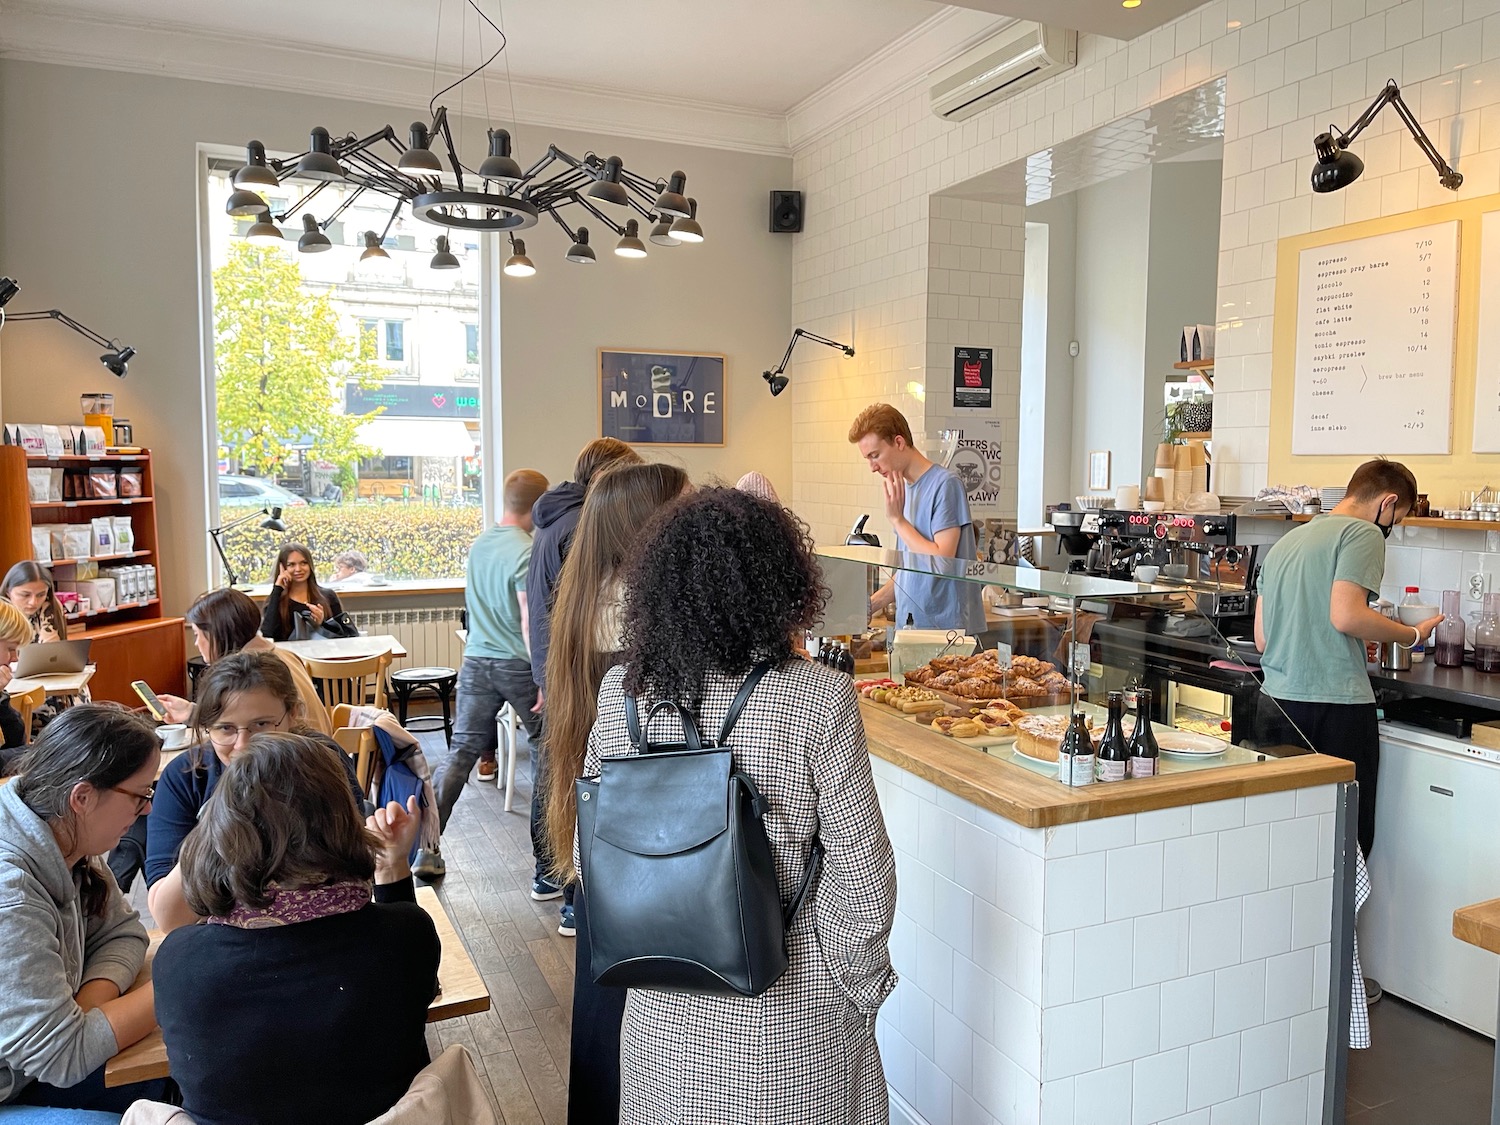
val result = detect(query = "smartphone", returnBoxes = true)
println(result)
[132,680,168,722]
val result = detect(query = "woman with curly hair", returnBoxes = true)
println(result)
[542,459,689,1125]
[583,487,897,1125]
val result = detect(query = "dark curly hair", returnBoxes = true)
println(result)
[620,487,826,710]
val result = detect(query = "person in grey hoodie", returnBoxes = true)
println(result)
[0,706,164,1113]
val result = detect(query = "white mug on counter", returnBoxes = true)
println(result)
[1134,565,1160,584]
[157,724,190,751]
[1116,484,1140,511]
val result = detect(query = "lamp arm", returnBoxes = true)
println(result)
[795,329,857,356]
[767,332,801,378]
[7,309,117,350]
[573,196,627,236]
[1336,81,1400,146]
[271,179,331,223]
[1385,87,1463,187]
[208,528,240,588]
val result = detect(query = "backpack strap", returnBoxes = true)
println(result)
[625,694,704,754]
[783,837,824,928]
[716,662,775,745]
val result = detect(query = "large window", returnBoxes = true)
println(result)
[206,158,486,583]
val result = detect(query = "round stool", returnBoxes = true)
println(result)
[186,655,209,700]
[388,667,459,746]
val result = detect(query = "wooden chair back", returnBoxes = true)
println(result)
[330,703,378,795]
[304,653,391,712]
[13,685,44,745]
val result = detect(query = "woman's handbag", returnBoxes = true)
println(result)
[575,663,822,997]
[316,610,360,640]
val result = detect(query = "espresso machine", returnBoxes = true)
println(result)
[1090,509,1257,620]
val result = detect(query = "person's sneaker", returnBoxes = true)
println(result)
[477,759,497,782]
[558,904,576,937]
[412,849,446,881]
[531,878,563,901]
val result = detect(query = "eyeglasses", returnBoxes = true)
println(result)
[111,784,155,815]
[206,711,290,747]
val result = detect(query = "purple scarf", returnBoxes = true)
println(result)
[206,878,373,929]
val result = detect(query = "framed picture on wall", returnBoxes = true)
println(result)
[1088,450,1111,491]
[599,349,726,446]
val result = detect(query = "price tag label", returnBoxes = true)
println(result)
[992,641,1013,666]
[1070,642,1091,674]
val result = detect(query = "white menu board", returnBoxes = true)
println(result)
[1291,220,1458,456]
[1473,211,1500,451]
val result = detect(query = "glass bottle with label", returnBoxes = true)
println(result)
[836,642,856,676]
[1096,691,1129,782]
[1058,712,1096,787]
[1128,689,1159,778]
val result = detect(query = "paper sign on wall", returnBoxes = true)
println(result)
[952,347,993,409]
[1290,220,1458,456]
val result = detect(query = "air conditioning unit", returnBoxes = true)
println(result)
[929,22,1077,122]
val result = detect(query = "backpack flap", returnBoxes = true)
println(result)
[593,748,731,855]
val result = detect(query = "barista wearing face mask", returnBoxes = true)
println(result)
[1254,458,1442,860]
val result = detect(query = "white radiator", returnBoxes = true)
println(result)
[351,608,465,672]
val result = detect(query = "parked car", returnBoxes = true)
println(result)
[218,474,309,508]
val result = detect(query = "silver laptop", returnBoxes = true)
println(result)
[14,639,92,678]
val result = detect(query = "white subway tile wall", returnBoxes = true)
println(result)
[871,752,1338,1125]
[790,0,1500,548]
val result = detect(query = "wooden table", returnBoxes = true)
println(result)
[105,885,488,1086]
[9,665,95,699]
[1454,898,1500,1125]
[274,634,408,662]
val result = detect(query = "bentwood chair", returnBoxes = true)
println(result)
[13,684,45,745]
[329,703,379,795]
[303,652,392,712]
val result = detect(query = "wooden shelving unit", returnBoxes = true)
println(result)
[1171,358,1215,388]
[0,446,185,701]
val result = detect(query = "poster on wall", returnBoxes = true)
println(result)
[952,347,993,409]
[1289,220,1458,456]
[599,349,726,446]
[1473,210,1500,451]
[946,420,1005,516]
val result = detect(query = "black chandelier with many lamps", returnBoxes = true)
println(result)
[225,1,703,275]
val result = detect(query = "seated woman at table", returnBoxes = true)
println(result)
[260,543,345,642]
[2,562,69,643]
[154,733,439,1125]
[145,653,363,933]
[0,707,167,1113]
[154,588,330,735]
[0,601,32,761]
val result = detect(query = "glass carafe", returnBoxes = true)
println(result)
[1475,593,1500,674]
[1434,589,1467,668]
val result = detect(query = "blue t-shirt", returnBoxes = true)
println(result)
[893,464,985,634]
[465,524,532,662]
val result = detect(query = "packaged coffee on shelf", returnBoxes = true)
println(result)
[16,424,46,455]
[39,425,66,458]
[90,517,115,556]
[27,468,51,502]
[81,426,108,456]
[30,529,50,563]
[55,525,91,560]
[112,516,134,553]
[87,467,117,498]
[49,468,63,501]
[118,468,144,497]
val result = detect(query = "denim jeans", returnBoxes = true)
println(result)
[433,656,542,831]
[107,815,148,893]
[9,1062,171,1115]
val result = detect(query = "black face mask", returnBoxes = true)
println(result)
[1375,499,1396,540]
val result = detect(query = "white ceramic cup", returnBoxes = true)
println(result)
[1134,565,1160,584]
[157,724,190,751]
[1116,485,1140,511]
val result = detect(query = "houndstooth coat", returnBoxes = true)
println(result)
[582,660,898,1125]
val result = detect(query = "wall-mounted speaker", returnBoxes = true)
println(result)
[769,190,803,234]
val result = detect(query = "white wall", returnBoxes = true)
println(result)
[0,60,791,608]
[790,0,1500,549]
[1072,166,1154,499]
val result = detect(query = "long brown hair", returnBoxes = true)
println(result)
[186,588,262,661]
[543,462,689,881]
[1,561,68,641]
[178,732,377,915]
[270,543,331,635]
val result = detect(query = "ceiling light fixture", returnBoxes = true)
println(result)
[504,237,536,277]
[359,231,391,262]
[566,227,597,264]
[297,214,332,253]
[4,305,136,378]
[430,235,461,269]
[226,0,702,275]
[1311,78,1463,193]
[615,220,648,259]
[1122,0,1142,8]
[762,328,855,398]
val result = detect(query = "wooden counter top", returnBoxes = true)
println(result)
[861,700,1353,828]
[1454,898,1500,955]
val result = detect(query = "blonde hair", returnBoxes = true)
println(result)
[0,600,32,646]
[847,402,914,447]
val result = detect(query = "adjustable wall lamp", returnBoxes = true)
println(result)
[763,328,855,397]
[0,299,136,378]
[1311,79,1463,193]
[209,506,288,588]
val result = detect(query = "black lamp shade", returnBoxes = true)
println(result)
[504,239,536,277]
[360,231,390,261]
[297,214,332,253]
[649,217,681,247]
[615,219,647,258]
[296,127,346,182]
[669,197,704,244]
[566,227,597,264]
[478,128,524,183]
[101,347,134,378]
[764,370,789,397]
[1311,132,1364,192]
[246,215,284,244]
[399,123,444,175]
[261,506,288,533]
[226,188,270,218]
[430,235,461,269]
[654,171,691,219]
[234,141,280,191]
[587,156,630,208]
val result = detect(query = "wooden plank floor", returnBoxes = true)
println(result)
[129,726,572,1125]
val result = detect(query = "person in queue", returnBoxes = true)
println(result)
[0,601,33,759]
[586,487,896,1123]
[153,734,439,1125]
[847,403,984,634]
[145,653,364,933]
[543,461,689,1123]
[734,469,781,504]
[1,562,69,644]
[1256,458,1442,860]
[259,543,345,642]
[0,707,167,1112]
[154,588,331,735]
[418,468,550,883]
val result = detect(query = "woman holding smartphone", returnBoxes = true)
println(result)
[260,544,345,642]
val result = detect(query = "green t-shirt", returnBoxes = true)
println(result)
[1259,514,1386,704]
[464,524,532,662]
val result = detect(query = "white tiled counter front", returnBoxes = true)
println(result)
[871,754,1342,1125]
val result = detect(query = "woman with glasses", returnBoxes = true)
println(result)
[145,652,363,933]
[0,707,169,1113]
